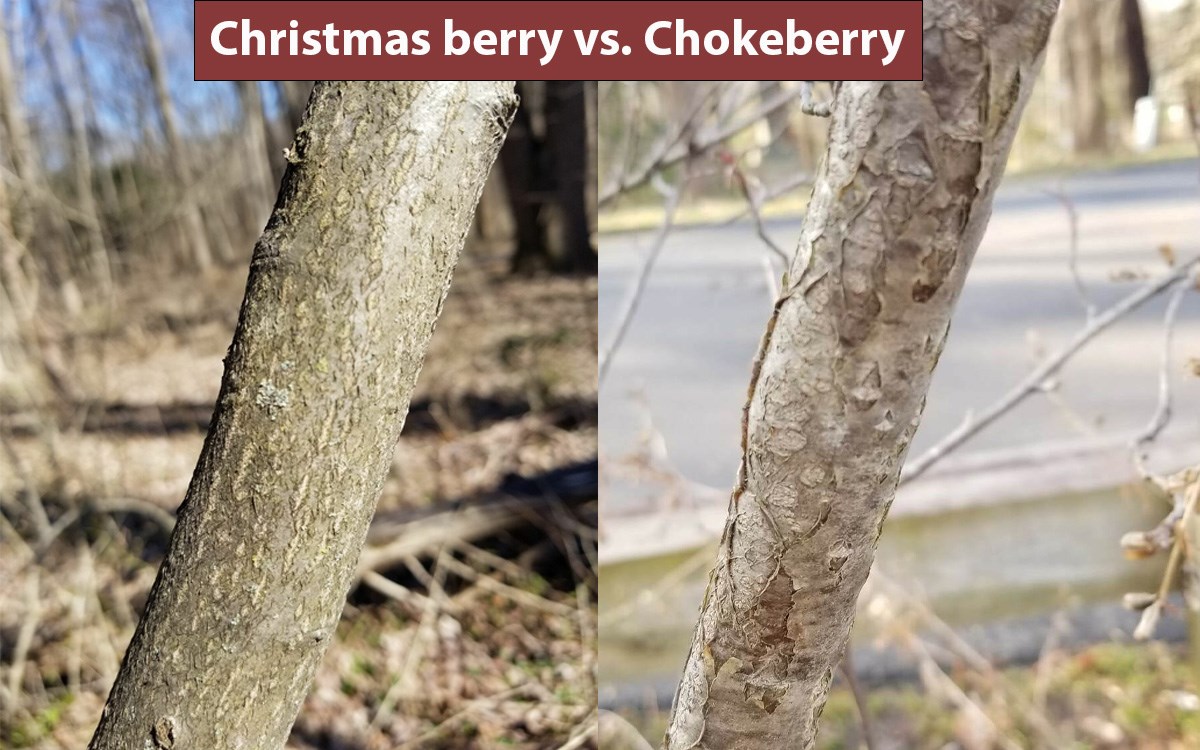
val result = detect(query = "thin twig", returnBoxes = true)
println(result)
[598,84,803,206]
[436,554,576,617]
[1135,478,1200,640]
[717,173,812,226]
[724,152,790,264]
[369,552,450,729]
[397,684,535,749]
[839,652,877,750]
[598,172,688,388]
[903,256,1200,484]
[799,81,833,118]
[1132,275,1194,483]
[360,569,435,611]
[558,710,599,750]
[1047,187,1094,319]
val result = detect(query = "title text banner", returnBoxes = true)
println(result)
[194,1,923,81]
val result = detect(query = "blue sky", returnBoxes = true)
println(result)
[12,0,277,160]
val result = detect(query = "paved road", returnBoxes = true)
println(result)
[599,160,1200,513]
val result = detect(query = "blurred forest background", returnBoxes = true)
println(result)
[598,1,1200,748]
[0,1,598,748]
[599,0,1200,229]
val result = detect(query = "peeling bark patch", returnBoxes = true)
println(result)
[745,682,787,715]
[827,544,851,574]
[911,279,939,302]
[848,363,883,410]
[150,717,175,749]
[801,501,831,539]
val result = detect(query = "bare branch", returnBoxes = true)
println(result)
[598,172,688,388]
[723,153,790,264]
[799,81,833,117]
[1048,187,1095,319]
[903,256,1200,484]
[717,173,812,226]
[1132,274,1194,484]
[1134,478,1200,640]
[598,83,805,207]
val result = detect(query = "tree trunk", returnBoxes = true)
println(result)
[503,81,595,275]
[0,7,39,244]
[87,80,517,750]
[1119,0,1151,110]
[236,80,276,219]
[34,0,111,291]
[545,80,596,274]
[662,2,1058,748]
[1061,0,1109,153]
[277,81,315,136]
[503,81,551,274]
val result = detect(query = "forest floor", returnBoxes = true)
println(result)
[0,244,598,749]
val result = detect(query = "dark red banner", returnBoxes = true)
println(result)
[194,1,923,81]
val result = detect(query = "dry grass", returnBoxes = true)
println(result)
[0,246,598,749]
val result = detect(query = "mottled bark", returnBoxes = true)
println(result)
[663,3,1058,748]
[88,81,517,750]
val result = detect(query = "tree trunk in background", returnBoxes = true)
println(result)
[277,81,314,134]
[0,8,38,245]
[502,80,597,275]
[87,80,517,750]
[0,4,83,315]
[662,2,1058,748]
[585,81,598,248]
[127,0,214,269]
[236,80,276,218]
[503,81,551,274]
[64,0,121,228]
[270,81,315,180]
[35,0,111,290]
[545,81,595,274]
[1062,0,1109,153]
[1119,0,1152,110]
[473,168,515,245]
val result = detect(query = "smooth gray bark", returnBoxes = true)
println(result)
[663,3,1059,748]
[88,81,516,750]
